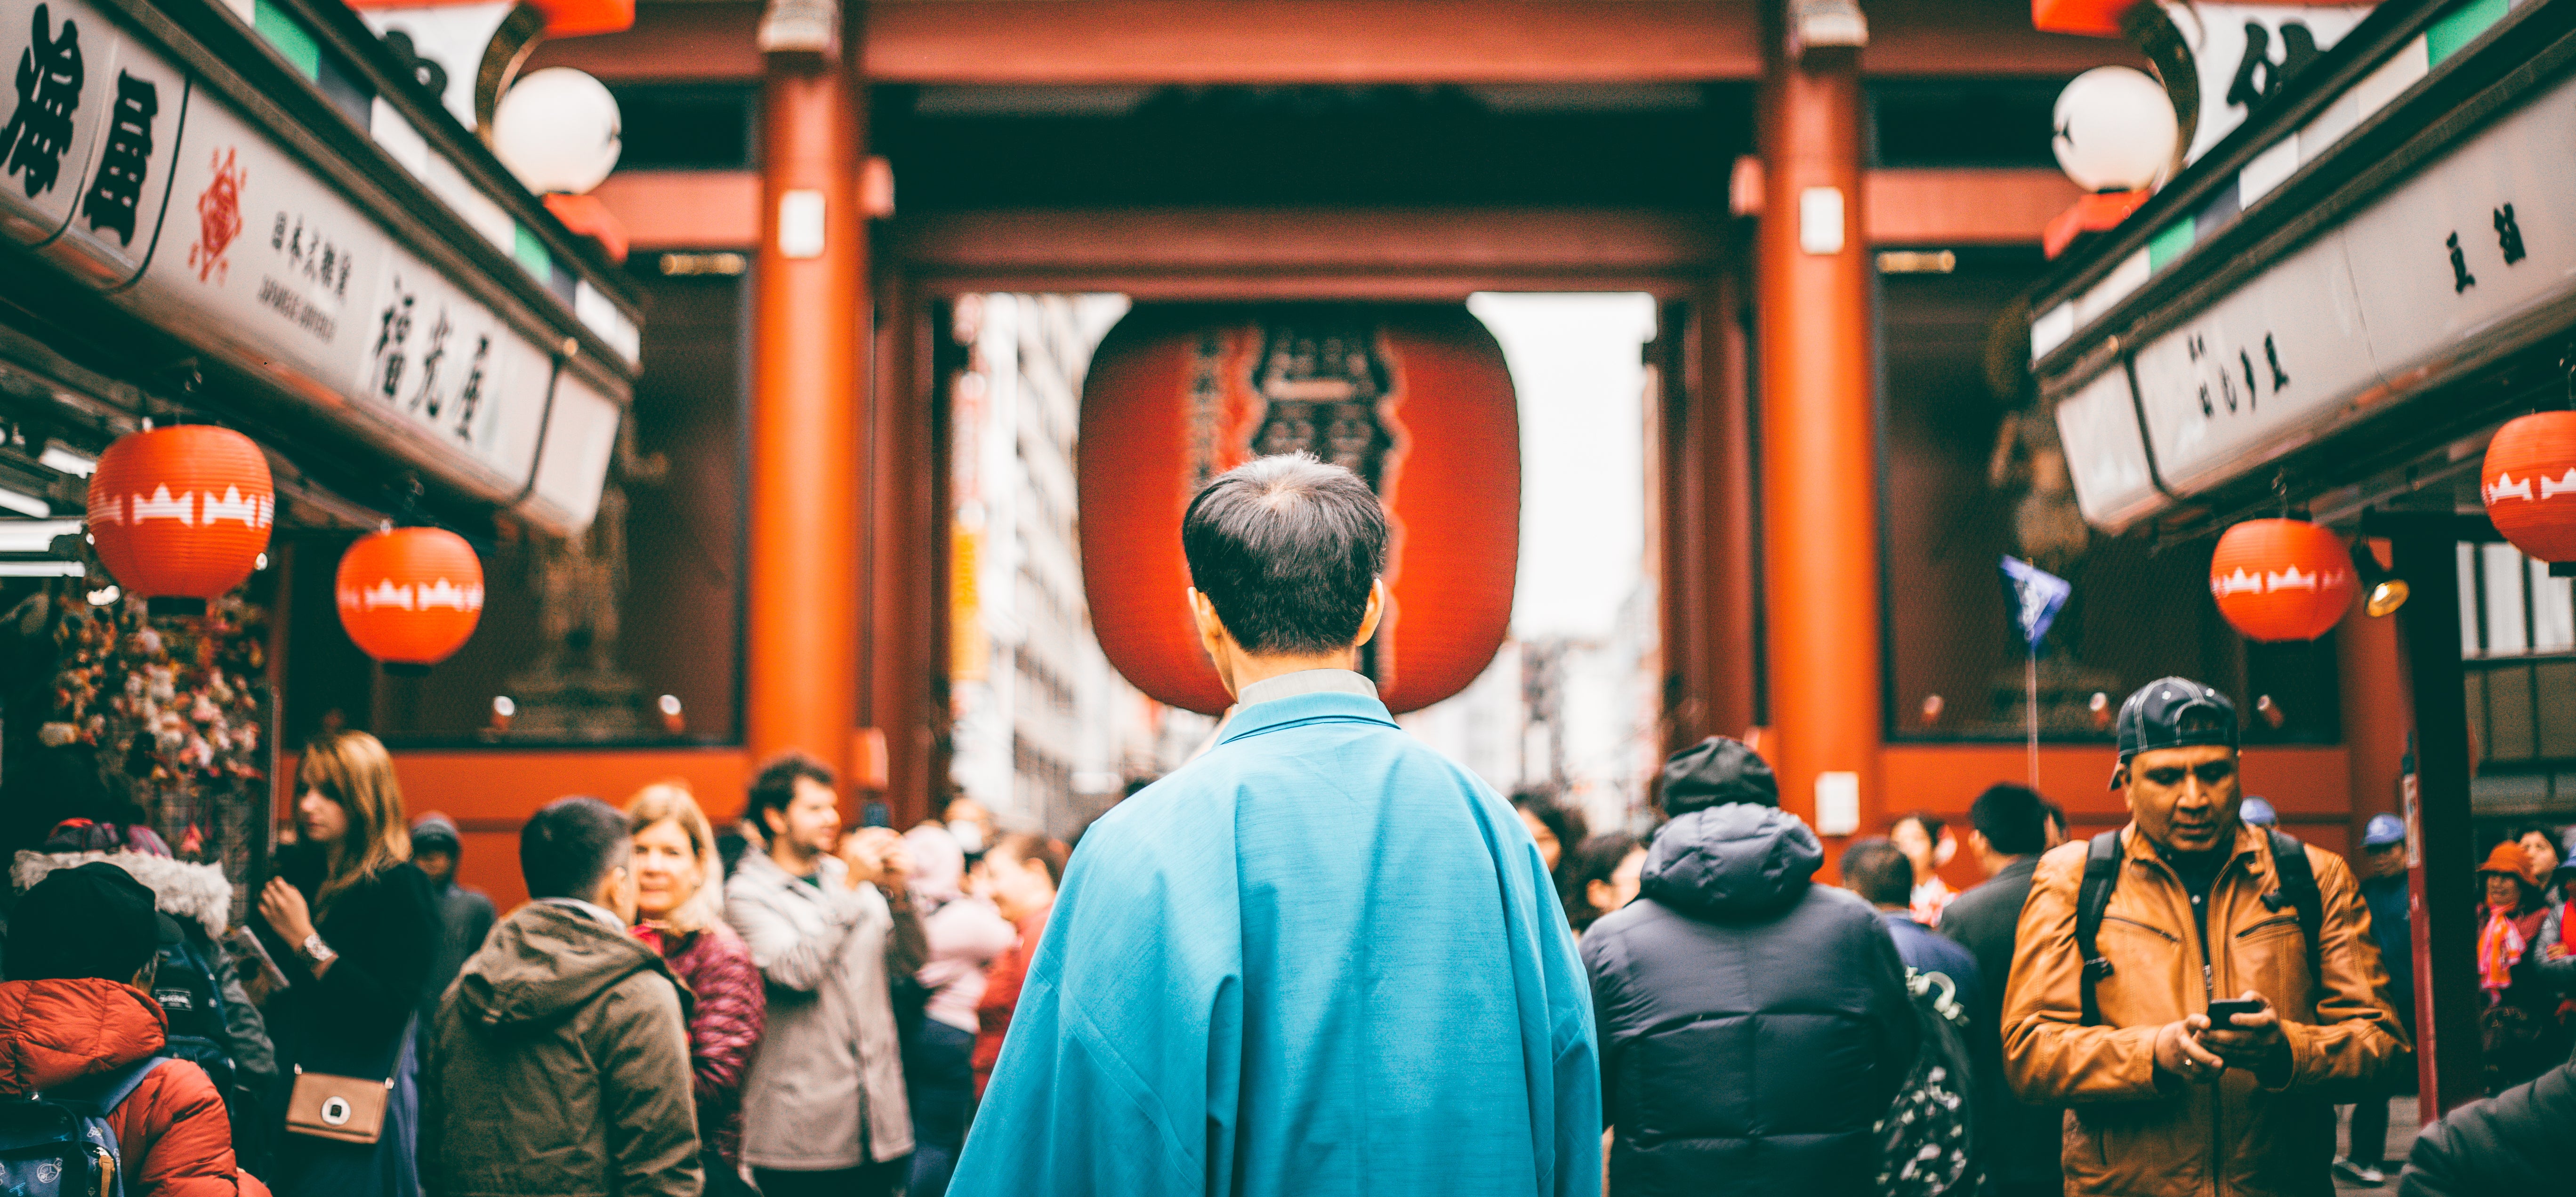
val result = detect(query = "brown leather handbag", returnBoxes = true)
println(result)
[285,1064,394,1144]
[283,1014,413,1146]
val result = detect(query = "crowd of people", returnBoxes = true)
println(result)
[3,452,2574,1197]
[0,732,1071,1197]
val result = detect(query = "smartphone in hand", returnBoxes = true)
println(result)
[2205,997,2265,1027]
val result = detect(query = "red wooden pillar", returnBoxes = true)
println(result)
[871,271,937,827]
[1658,298,1705,751]
[2338,542,2410,838]
[1756,18,1877,832]
[1700,266,1759,742]
[745,32,867,795]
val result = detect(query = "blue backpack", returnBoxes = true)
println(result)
[0,1056,167,1197]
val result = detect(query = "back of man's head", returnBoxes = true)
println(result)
[1181,453,1387,655]
[523,796,630,901]
[1969,784,2051,857]
[1841,837,1915,909]
[8,861,158,982]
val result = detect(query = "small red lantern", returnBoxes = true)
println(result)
[86,425,274,614]
[2208,518,2355,642]
[2481,411,2576,561]
[337,527,485,675]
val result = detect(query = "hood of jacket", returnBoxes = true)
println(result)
[0,977,166,1094]
[1640,801,1823,918]
[13,849,233,939]
[451,902,674,1030]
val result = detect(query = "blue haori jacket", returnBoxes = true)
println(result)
[947,690,1602,1197]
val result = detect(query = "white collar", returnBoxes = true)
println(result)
[1236,668,1379,708]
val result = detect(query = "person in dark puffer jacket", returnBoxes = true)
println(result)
[2397,1055,2572,1195]
[1583,737,1918,1197]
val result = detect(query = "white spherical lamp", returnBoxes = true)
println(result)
[2051,66,2178,193]
[491,68,623,195]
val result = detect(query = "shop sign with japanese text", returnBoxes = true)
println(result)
[2101,69,2576,507]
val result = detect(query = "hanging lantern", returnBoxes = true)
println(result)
[85,426,274,615]
[336,527,485,675]
[1076,304,1520,715]
[2481,411,2576,562]
[2208,518,2355,642]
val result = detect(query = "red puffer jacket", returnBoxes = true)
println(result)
[0,977,270,1197]
[651,923,765,1169]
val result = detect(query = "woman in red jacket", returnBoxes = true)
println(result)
[968,834,1068,1098]
[2,862,269,1197]
[625,783,766,1197]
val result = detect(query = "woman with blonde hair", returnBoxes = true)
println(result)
[251,729,438,1197]
[625,781,765,1197]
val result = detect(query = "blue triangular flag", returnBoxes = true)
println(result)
[2000,555,2073,651]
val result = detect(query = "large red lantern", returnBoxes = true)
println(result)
[337,527,485,675]
[2481,411,2576,561]
[1077,305,1520,715]
[85,425,274,612]
[2208,518,2355,642]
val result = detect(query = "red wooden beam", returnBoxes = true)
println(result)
[536,0,2138,85]
[864,0,1761,83]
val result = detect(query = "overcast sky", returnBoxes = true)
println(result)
[1466,293,1658,641]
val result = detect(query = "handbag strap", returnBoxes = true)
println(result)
[291,1011,417,1086]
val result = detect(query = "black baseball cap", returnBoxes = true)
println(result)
[2113,676,2239,787]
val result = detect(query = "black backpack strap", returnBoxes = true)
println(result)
[2265,828,2325,1004]
[2075,830,2125,1027]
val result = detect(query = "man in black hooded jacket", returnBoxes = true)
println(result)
[2397,1056,2572,1196]
[1582,736,1919,1197]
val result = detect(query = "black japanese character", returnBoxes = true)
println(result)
[412,311,451,414]
[373,288,414,401]
[2496,203,2527,265]
[452,334,490,440]
[2264,333,2289,391]
[2239,349,2259,412]
[271,210,286,249]
[2,5,83,200]
[2226,20,2319,112]
[2449,232,2477,293]
[79,71,155,247]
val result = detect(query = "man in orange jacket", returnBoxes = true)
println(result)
[1,862,270,1197]
[2003,678,2407,1196]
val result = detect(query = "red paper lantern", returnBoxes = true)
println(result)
[337,527,485,674]
[2481,411,2576,561]
[1076,305,1520,715]
[2208,518,2355,642]
[85,426,274,609]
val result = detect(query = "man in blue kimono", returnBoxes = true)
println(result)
[950,453,1601,1197]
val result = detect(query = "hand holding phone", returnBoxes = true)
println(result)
[2204,997,2265,1027]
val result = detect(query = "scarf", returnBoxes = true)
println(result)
[2479,902,2534,1003]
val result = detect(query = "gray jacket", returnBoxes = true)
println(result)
[724,849,913,1168]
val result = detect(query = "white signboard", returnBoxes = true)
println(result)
[2129,226,2373,494]
[0,0,623,534]
[2084,68,2576,519]
[2052,365,2161,532]
[0,0,190,286]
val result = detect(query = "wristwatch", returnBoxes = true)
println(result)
[298,934,337,966]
